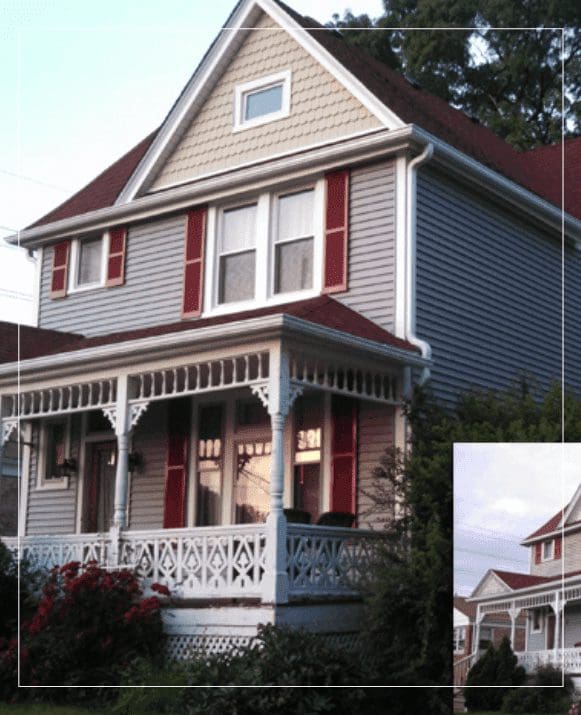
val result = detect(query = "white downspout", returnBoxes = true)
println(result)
[405,143,434,384]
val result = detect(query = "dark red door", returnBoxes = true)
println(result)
[85,441,116,533]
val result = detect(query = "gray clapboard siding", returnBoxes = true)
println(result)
[336,161,396,331]
[129,401,168,530]
[357,402,394,529]
[39,216,186,336]
[416,168,581,406]
[26,418,80,535]
[564,605,581,648]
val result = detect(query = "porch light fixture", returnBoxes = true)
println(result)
[128,451,143,472]
[57,458,77,478]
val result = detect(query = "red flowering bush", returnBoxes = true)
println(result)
[12,561,165,694]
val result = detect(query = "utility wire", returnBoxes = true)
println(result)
[0,168,71,193]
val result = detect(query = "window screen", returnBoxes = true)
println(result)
[77,237,102,285]
[274,190,314,294]
[218,204,257,304]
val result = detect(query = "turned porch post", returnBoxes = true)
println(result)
[509,602,521,649]
[261,345,295,605]
[553,592,561,651]
[112,374,130,530]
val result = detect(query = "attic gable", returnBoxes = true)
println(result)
[146,9,382,193]
[470,570,512,598]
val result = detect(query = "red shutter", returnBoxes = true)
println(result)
[182,207,207,318]
[554,536,562,559]
[330,395,357,520]
[534,543,542,564]
[322,170,349,293]
[163,398,191,529]
[50,240,70,299]
[106,227,127,286]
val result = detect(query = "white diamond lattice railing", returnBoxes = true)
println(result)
[517,648,581,673]
[4,524,381,601]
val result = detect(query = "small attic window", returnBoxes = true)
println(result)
[233,71,291,132]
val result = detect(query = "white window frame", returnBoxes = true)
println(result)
[205,180,324,317]
[233,70,291,132]
[453,626,466,654]
[531,609,544,634]
[36,416,72,491]
[542,539,554,561]
[68,232,109,293]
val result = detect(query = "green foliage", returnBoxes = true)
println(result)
[464,638,526,711]
[115,625,368,715]
[328,1,580,148]
[501,664,573,713]
[360,380,577,715]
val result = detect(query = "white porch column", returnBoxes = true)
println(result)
[553,592,561,651]
[473,605,485,658]
[259,346,301,605]
[112,375,131,530]
[509,602,521,649]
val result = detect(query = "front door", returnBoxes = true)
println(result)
[546,613,556,650]
[85,441,117,533]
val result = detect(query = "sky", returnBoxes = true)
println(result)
[0,0,384,325]
[454,443,581,597]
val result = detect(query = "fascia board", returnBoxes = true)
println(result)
[413,126,581,243]
[116,0,260,204]
[13,127,415,248]
[257,0,404,130]
[468,573,580,603]
[0,313,428,385]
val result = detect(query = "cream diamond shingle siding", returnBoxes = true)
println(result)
[149,12,381,191]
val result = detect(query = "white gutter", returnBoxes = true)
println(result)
[405,142,434,384]
[467,571,581,602]
[0,313,429,384]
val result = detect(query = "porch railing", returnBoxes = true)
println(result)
[517,648,581,673]
[286,523,382,597]
[3,524,382,601]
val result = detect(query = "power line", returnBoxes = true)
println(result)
[0,168,71,193]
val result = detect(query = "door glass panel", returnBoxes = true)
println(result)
[86,442,116,533]
[235,440,271,523]
[197,405,223,526]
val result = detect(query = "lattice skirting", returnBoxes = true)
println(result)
[165,629,362,661]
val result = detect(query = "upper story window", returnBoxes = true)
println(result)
[542,539,554,561]
[233,71,291,132]
[209,181,323,313]
[69,234,106,292]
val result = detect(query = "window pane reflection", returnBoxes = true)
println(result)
[235,441,271,523]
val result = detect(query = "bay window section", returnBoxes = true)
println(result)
[218,204,257,304]
[273,189,314,294]
[293,394,322,522]
[196,404,224,526]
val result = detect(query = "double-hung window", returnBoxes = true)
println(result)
[69,234,106,291]
[37,417,71,490]
[273,189,314,294]
[218,204,257,304]
[210,181,322,312]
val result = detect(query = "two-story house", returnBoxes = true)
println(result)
[468,484,581,684]
[1,0,580,656]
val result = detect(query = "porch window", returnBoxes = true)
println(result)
[217,204,257,304]
[69,235,105,291]
[531,610,543,633]
[542,539,554,561]
[234,440,271,524]
[273,189,314,294]
[196,404,224,526]
[479,626,492,649]
[293,394,322,521]
[37,417,71,490]
[453,626,466,654]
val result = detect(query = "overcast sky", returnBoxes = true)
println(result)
[0,0,384,324]
[454,443,581,597]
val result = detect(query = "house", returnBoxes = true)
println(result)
[1,0,580,657]
[453,595,526,686]
[467,484,581,685]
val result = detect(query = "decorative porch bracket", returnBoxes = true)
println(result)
[1,418,18,445]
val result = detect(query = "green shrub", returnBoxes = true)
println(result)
[464,637,526,711]
[501,664,573,713]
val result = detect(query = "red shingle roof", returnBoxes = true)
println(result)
[3,296,419,364]
[454,595,476,619]
[29,132,157,229]
[0,321,84,365]
[524,509,565,542]
[492,568,581,591]
[27,2,581,230]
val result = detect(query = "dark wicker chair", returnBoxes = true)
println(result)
[283,508,312,524]
[316,511,355,528]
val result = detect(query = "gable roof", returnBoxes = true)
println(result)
[26,0,581,230]
[2,296,419,366]
[523,508,565,542]
[491,570,553,590]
